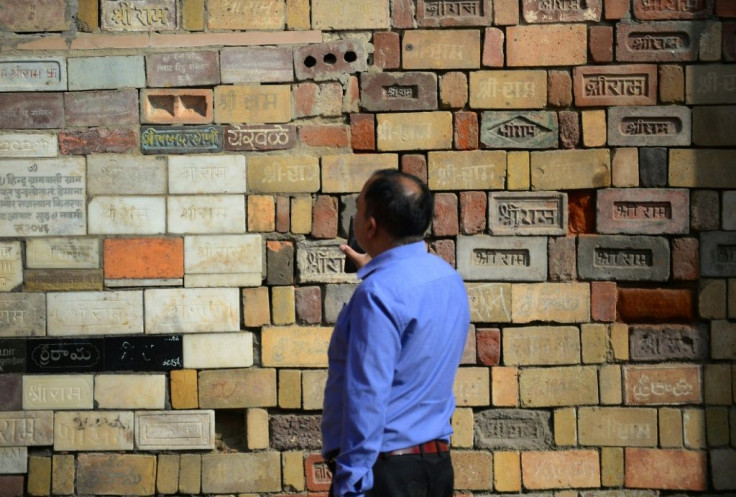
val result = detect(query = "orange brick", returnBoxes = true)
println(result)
[248,195,276,232]
[104,238,183,279]
[522,450,600,489]
[507,24,587,67]
[350,113,375,151]
[299,125,350,148]
[170,369,199,409]
[625,448,707,491]
[617,288,694,323]
[141,89,213,124]
[492,367,518,407]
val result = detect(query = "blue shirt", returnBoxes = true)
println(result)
[321,241,470,497]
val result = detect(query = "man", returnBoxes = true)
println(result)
[321,169,471,497]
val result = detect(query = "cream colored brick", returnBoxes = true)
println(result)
[531,149,611,190]
[512,283,590,323]
[455,367,490,407]
[279,369,302,409]
[507,151,530,190]
[494,451,521,492]
[377,112,453,151]
[612,148,639,187]
[179,454,201,494]
[659,408,684,448]
[282,451,305,492]
[94,374,166,409]
[302,369,327,411]
[52,454,74,496]
[554,407,577,446]
[582,110,606,147]
[705,364,733,405]
[581,323,607,364]
[520,366,598,407]
[452,451,493,491]
[707,407,730,446]
[451,408,474,448]
[272,286,295,325]
[286,0,310,30]
[157,454,179,495]
[28,456,51,496]
[578,407,657,447]
[247,408,269,450]
[243,287,271,327]
[262,326,332,367]
[312,0,389,29]
[171,369,199,409]
[683,409,706,449]
[492,366,519,407]
[600,365,622,405]
[611,323,629,361]
[601,447,623,487]
[291,196,312,234]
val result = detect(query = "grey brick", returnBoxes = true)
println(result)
[578,235,670,281]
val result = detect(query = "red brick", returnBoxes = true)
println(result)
[299,125,350,148]
[59,128,137,155]
[0,93,64,129]
[589,26,613,63]
[432,193,459,236]
[549,236,577,281]
[0,476,24,497]
[295,286,322,325]
[568,190,595,234]
[391,0,415,28]
[558,110,579,149]
[293,82,319,118]
[591,281,617,322]
[548,71,573,108]
[476,327,500,366]
[459,191,486,235]
[141,89,213,124]
[605,0,631,19]
[454,112,478,150]
[401,154,428,183]
[276,196,290,233]
[617,288,694,323]
[430,239,455,267]
[104,238,184,279]
[312,195,338,239]
[718,0,736,16]
[350,113,376,151]
[482,27,505,67]
[373,32,400,69]
[625,448,707,491]
[672,238,699,281]
[305,454,332,492]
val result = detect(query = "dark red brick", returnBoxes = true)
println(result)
[459,191,487,235]
[672,237,699,281]
[589,26,614,63]
[568,190,595,234]
[350,114,376,151]
[373,32,401,69]
[59,128,137,155]
[558,110,579,148]
[312,196,339,239]
[718,0,736,16]
[401,154,428,183]
[0,476,24,497]
[305,454,332,491]
[276,195,290,233]
[430,239,455,267]
[454,112,478,150]
[476,328,500,366]
[295,286,322,325]
[432,193,459,236]
[617,288,694,323]
[299,125,350,148]
[591,281,617,322]
[0,93,63,129]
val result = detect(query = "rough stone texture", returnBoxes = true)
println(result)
[440,72,469,109]
[474,409,552,450]
[270,414,322,450]
[312,0,389,29]
[558,110,580,149]
[639,147,668,187]
[507,24,588,66]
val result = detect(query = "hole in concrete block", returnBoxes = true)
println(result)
[148,95,175,117]
[323,53,337,65]
[344,51,357,63]
[177,95,208,118]
[304,55,317,67]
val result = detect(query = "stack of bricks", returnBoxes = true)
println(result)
[0,0,735,495]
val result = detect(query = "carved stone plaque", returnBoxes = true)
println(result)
[700,231,736,277]
[488,191,567,235]
[457,235,548,282]
[101,0,177,31]
[224,124,297,151]
[140,125,223,154]
[26,338,104,373]
[0,411,54,447]
[0,294,46,338]
[578,235,670,281]
[0,340,25,373]
[630,324,708,361]
[296,240,358,284]
[22,375,94,410]
[27,238,100,269]
[104,335,183,371]
[0,447,26,474]
[417,0,492,26]
[144,288,240,333]
[607,106,691,147]
[474,409,553,450]
[135,410,215,450]
[24,269,104,292]
[481,111,559,149]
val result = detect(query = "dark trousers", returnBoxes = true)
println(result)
[329,452,453,497]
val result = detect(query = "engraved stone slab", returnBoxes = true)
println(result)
[224,124,296,152]
[47,291,144,336]
[135,410,214,450]
[0,57,66,92]
[417,0,492,26]
[101,0,177,31]
[523,0,602,22]
[0,158,85,237]
[0,93,64,129]
[24,269,104,292]
[481,111,558,149]
[183,332,253,369]
[403,30,481,70]
[214,85,291,124]
[578,407,657,447]
[221,47,293,83]
[94,374,166,409]
[26,339,103,373]
[608,106,691,147]
[474,409,553,450]
[470,71,547,109]
[466,282,512,323]
[65,90,138,127]
[207,0,285,30]
[633,0,713,19]
[54,411,134,451]
[105,335,182,371]
[0,411,53,446]
[167,195,245,234]
[428,151,506,190]
[0,294,46,338]
[686,65,736,104]
[574,65,658,107]
[489,192,567,236]
[0,340,25,373]
[617,21,704,62]
[88,196,166,235]
[141,125,223,154]
[27,238,100,269]
[198,368,277,408]
[296,240,359,284]
[700,231,736,277]
[321,154,398,193]
[361,72,438,112]
[261,326,332,367]
[0,132,57,158]
[503,326,580,365]
[377,112,452,151]
[512,283,590,323]
[0,242,22,292]
[596,189,689,234]
[169,155,245,194]
[630,325,708,361]
[457,235,548,281]
[624,365,702,405]
[247,155,319,193]
[145,288,240,333]
[0,447,26,474]
[578,235,670,281]
[77,453,156,495]
[87,155,166,195]
[146,51,220,88]
[23,375,93,410]
[185,235,262,277]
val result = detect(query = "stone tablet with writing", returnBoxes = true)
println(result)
[22,375,94,410]
[101,0,177,31]
[26,338,104,373]
[0,57,66,92]
[105,335,183,371]
[488,192,567,236]
[296,240,359,284]
[457,235,548,282]
[47,291,144,336]
[0,411,54,447]
[0,294,46,338]
[135,410,215,450]
[0,340,26,373]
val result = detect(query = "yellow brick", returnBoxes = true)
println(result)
[248,195,276,232]
[312,0,389,30]
[683,408,706,449]
[492,366,519,407]
[610,323,629,361]
[507,151,530,190]
[377,112,453,151]
[581,323,608,364]
[454,367,490,407]
[181,0,205,30]
[556,491,578,497]
[494,452,521,492]
[157,454,179,495]
[520,366,598,407]
[601,447,623,487]
[243,287,271,327]
[670,149,736,188]
[600,365,622,405]
[321,154,398,193]
[77,0,99,31]
[706,407,731,446]
[170,369,199,409]
[452,451,493,491]
[262,326,332,367]
[247,408,270,450]
[531,149,611,190]
[52,454,75,496]
[271,286,295,325]
[279,369,302,409]
[28,456,51,496]
[404,30,481,70]
[248,156,320,193]
[179,454,201,494]
[579,407,657,447]
[582,110,607,147]
[469,70,547,109]
[659,408,684,448]
[215,85,291,124]
[291,196,312,234]
[511,283,590,323]
[705,364,733,405]
[451,408,474,448]
[286,0,310,29]
[282,451,305,492]
[611,148,639,187]
[302,369,327,410]
[554,407,577,446]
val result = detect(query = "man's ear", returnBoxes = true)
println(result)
[365,216,378,239]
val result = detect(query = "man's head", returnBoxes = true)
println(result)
[355,169,433,251]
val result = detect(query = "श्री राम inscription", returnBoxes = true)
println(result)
[0,58,65,92]
[102,0,177,31]
[489,192,567,235]
[296,241,358,284]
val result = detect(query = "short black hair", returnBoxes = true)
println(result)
[363,169,433,245]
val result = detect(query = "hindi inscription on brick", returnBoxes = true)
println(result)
[0,57,66,92]
[488,192,568,236]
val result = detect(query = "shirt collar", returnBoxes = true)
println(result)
[356,240,428,279]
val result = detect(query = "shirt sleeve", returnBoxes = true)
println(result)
[332,286,402,497]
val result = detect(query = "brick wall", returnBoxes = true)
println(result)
[0,0,735,495]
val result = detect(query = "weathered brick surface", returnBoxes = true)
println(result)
[507,24,588,66]
[59,128,138,155]
[625,448,707,490]
[574,65,658,107]
[616,21,705,62]
[454,111,478,150]
[590,26,614,63]
[617,288,694,322]
[373,32,401,69]
[521,450,600,489]
[403,30,481,69]
[65,90,139,127]
[361,72,438,112]
[519,366,598,407]
[470,70,547,109]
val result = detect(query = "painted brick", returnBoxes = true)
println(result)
[294,40,368,81]
[454,112,478,150]
[590,26,614,63]
[65,90,138,127]
[507,24,588,66]
[0,93,64,129]
[460,191,486,234]
[617,21,705,62]
[625,448,707,490]
[104,238,183,279]
[513,282,591,323]
[481,111,558,149]
[633,0,713,19]
[470,70,547,109]
[59,128,137,155]
[574,65,658,106]
[458,235,547,281]
[503,326,580,366]
[670,149,736,188]
[522,450,600,489]
[686,64,736,104]
[0,0,69,31]
[549,236,577,281]
[248,155,319,194]
[428,150,506,190]
[483,27,505,67]
[416,0,492,26]
[221,47,293,83]
[373,32,400,69]
[578,407,658,447]
[377,111,452,151]
[624,364,702,405]
[531,149,611,190]
[701,231,736,277]
[214,85,291,124]
[617,288,693,322]
[693,105,736,146]
[452,451,493,491]
[440,72,469,109]
[141,89,212,124]
[141,125,223,155]
[548,70,573,107]
[660,64,685,103]
[591,281,617,321]
[403,30,481,69]
[146,51,218,87]
[350,114,375,151]
[519,366,598,407]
